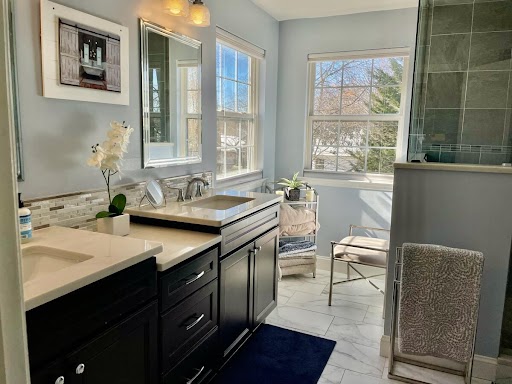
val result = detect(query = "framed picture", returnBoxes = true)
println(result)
[40,0,129,105]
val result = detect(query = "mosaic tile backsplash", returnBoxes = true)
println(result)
[25,172,213,232]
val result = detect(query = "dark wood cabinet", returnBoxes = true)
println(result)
[219,226,279,359]
[31,301,158,384]
[160,280,218,373]
[70,300,158,384]
[219,242,254,358]
[253,227,279,328]
[28,259,158,384]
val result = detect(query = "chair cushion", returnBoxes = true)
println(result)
[333,236,389,267]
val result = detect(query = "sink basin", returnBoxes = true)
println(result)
[22,246,93,283]
[184,195,255,211]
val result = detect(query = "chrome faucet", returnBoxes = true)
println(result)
[185,177,210,200]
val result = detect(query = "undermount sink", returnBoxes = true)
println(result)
[184,195,255,211]
[22,246,93,283]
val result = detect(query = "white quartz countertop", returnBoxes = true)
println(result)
[126,189,282,227]
[22,227,163,311]
[127,224,222,272]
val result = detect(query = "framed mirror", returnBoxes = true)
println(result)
[140,20,202,168]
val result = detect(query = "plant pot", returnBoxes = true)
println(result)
[287,188,301,201]
[97,214,130,236]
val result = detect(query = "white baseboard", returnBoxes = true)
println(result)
[380,335,497,382]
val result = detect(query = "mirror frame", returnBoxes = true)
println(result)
[140,19,203,169]
[9,0,24,180]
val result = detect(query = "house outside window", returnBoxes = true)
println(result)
[306,49,409,176]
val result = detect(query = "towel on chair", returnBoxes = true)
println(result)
[279,240,317,256]
[398,243,484,363]
[279,204,320,236]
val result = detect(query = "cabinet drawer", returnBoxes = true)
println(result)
[162,327,218,384]
[220,204,279,256]
[161,279,218,373]
[159,248,218,312]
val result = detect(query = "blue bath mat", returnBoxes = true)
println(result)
[214,324,336,384]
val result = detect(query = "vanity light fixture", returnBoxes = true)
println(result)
[186,0,210,27]
[163,0,190,17]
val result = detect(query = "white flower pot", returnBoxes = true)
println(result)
[97,214,130,236]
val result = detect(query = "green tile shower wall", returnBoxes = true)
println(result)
[409,0,512,165]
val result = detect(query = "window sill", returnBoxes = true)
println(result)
[215,170,265,190]
[303,170,394,192]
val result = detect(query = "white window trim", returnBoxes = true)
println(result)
[178,62,201,159]
[304,47,411,183]
[216,29,264,181]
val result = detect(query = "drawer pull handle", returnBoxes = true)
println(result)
[186,313,205,331]
[75,363,85,375]
[185,270,205,285]
[186,366,205,384]
[55,377,65,384]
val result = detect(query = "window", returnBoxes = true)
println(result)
[216,30,263,180]
[179,62,201,158]
[306,50,408,175]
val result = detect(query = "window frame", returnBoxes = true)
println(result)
[178,60,201,159]
[304,48,410,178]
[216,28,264,181]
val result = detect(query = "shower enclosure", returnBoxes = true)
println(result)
[409,0,512,165]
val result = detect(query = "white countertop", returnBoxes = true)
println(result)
[127,223,222,272]
[22,227,163,311]
[126,189,282,227]
[394,162,512,174]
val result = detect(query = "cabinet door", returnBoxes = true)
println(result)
[219,243,254,358]
[253,227,279,328]
[67,301,158,384]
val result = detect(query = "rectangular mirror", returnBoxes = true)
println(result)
[140,20,202,168]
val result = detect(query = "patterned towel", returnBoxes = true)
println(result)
[398,243,484,363]
[279,250,316,259]
[278,240,317,256]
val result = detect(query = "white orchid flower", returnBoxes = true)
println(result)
[101,154,121,172]
[87,145,107,168]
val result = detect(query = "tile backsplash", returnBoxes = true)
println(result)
[25,172,213,232]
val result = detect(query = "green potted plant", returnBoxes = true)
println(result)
[278,172,305,201]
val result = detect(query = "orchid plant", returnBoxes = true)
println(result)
[87,121,134,219]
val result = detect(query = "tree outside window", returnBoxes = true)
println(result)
[309,56,406,175]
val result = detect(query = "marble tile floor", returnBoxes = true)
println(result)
[266,269,490,384]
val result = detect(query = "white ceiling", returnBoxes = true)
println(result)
[251,0,418,21]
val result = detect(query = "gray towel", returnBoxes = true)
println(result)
[278,240,317,256]
[398,243,484,363]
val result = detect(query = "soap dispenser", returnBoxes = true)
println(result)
[18,193,32,243]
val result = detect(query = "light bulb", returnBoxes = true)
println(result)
[163,0,189,17]
[186,1,210,27]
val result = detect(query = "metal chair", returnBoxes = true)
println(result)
[328,225,390,306]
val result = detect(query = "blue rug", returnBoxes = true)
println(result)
[214,324,336,384]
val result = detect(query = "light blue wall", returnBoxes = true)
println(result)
[15,0,278,198]
[314,186,393,256]
[275,9,418,252]
[386,168,512,358]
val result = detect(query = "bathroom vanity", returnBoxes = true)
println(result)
[127,190,282,383]
[23,190,281,384]
[21,227,163,384]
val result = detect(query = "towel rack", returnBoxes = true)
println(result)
[388,247,480,384]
